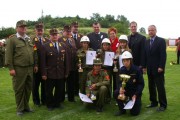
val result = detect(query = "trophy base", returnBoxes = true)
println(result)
[113,68,118,72]
[78,69,83,72]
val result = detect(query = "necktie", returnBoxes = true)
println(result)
[68,39,72,47]
[150,39,154,49]
[73,34,77,41]
[54,42,58,51]
[150,39,153,46]
[39,37,42,45]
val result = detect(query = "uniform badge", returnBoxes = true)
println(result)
[63,38,66,41]
[50,43,53,47]
[33,45,37,51]
[59,43,61,47]
[133,79,136,83]
[35,38,38,41]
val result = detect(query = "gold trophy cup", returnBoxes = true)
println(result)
[77,54,84,72]
[118,74,131,101]
[113,55,118,72]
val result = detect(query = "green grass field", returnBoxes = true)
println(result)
[0,51,180,120]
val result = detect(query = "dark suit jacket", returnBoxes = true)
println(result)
[32,36,49,71]
[71,33,83,49]
[87,32,108,51]
[59,37,77,71]
[41,41,69,79]
[144,36,166,75]
[128,33,146,67]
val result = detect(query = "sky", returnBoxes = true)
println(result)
[0,0,180,39]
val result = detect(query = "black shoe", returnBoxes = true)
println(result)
[146,104,158,108]
[96,106,103,112]
[69,100,76,102]
[17,111,24,116]
[114,111,126,116]
[47,107,54,111]
[23,109,34,113]
[156,107,166,112]
[34,103,41,107]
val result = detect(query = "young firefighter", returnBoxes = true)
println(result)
[114,51,144,116]
[86,58,110,113]
[76,36,93,94]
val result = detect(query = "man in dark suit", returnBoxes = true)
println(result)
[128,21,146,69]
[71,21,83,95]
[41,28,69,111]
[71,21,83,49]
[87,22,108,51]
[144,25,167,112]
[59,25,77,102]
[32,23,49,106]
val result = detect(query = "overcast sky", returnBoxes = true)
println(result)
[1,0,180,38]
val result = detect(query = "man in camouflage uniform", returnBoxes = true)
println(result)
[86,58,110,112]
[5,20,38,116]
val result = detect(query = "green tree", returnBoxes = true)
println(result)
[139,27,146,34]
[0,27,16,39]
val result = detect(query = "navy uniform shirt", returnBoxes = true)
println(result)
[117,65,144,97]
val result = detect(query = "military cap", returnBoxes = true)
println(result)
[63,25,71,32]
[35,23,44,30]
[93,58,102,65]
[49,28,59,35]
[16,20,27,27]
[71,21,78,27]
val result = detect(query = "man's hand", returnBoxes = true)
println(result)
[91,84,96,90]
[9,69,16,76]
[158,68,163,73]
[132,95,137,101]
[143,68,146,74]
[119,87,125,94]
[34,66,38,73]
[86,94,90,97]
[42,76,47,80]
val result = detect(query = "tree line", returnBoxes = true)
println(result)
[0,13,146,39]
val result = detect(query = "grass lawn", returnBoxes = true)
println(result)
[0,51,180,120]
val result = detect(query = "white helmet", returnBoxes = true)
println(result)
[121,51,133,59]
[80,36,90,42]
[101,38,111,45]
[119,35,128,42]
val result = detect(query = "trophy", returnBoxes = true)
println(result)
[118,74,131,101]
[77,53,84,72]
[96,49,102,58]
[113,55,118,72]
[86,80,96,100]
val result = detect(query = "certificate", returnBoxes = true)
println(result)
[86,51,96,65]
[123,99,135,109]
[79,93,93,103]
[104,52,115,66]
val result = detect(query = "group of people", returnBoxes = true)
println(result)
[5,20,167,116]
